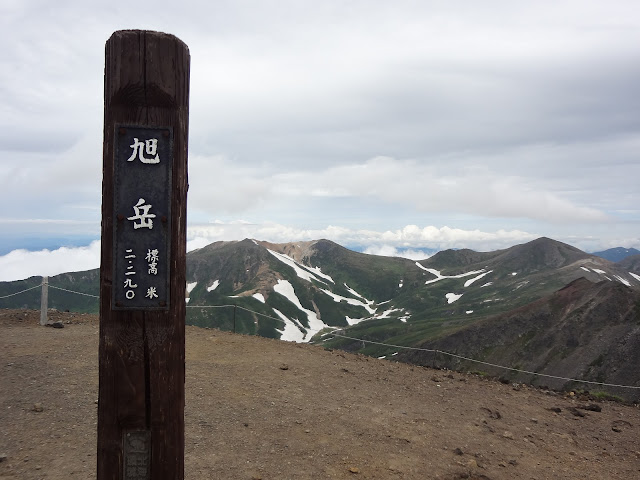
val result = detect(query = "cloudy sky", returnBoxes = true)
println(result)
[1,0,639,281]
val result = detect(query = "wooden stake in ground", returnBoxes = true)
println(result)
[98,30,189,480]
[40,276,48,326]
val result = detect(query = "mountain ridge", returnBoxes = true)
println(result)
[397,277,640,399]
[2,236,639,396]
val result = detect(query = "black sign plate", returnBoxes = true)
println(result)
[123,430,151,480]
[113,125,172,310]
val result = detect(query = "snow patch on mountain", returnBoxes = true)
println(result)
[273,308,306,343]
[591,269,613,281]
[464,270,493,287]
[630,272,640,282]
[445,293,463,304]
[347,305,411,325]
[344,283,366,300]
[308,266,334,283]
[377,308,402,319]
[186,281,197,304]
[273,279,327,341]
[415,262,485,285]
[346,315,369,326]
[267,249,329,285]
[207,280,220,292]
[613,275,631,287]
[321,289,376,314]
[252,293,265,303]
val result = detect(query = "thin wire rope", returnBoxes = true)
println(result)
[236,304,286,321]
[0,284,41,299]
[439,350,640,389]
[330,333,437,353]
[186,304,230,309]
[48,285,100,298]
[187,303,286,322]
[330,333,640,390]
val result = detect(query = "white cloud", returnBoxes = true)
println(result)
[362,245,430,261]
[186,221,537,253]
[0,240,101,282]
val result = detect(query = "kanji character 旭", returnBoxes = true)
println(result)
[127,137,160,164]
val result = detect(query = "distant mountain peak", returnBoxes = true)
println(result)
[593,247,640,263]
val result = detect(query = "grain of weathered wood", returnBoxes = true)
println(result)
[98,30,189,480]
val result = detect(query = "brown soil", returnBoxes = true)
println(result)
[1,309,639,480]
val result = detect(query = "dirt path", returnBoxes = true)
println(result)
[1,309,639,479]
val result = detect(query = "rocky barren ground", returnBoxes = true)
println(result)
[1,309,639,479]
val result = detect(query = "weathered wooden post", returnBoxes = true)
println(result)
[98,30,189,480]
[40,276,48,325]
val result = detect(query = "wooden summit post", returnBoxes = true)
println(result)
[98,30,189,480]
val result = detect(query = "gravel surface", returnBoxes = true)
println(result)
[1,309,639,479]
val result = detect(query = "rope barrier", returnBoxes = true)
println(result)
[329,333,640,390]
[3,284,639,390]
[0,284,41,299]
[186,303,288,322]
[235,304,286,321]
[439,350,640,389]
[329,333,437,352]
[48,285,99,298]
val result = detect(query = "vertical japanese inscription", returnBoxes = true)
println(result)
[113,126,172,310]
[123,431,151,480]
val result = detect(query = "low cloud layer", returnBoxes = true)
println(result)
[5,216,640,282]
[0,223,539,281]
[0,241,101,282]
[362,245,431,261]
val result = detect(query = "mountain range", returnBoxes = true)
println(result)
[1,236,639,399]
